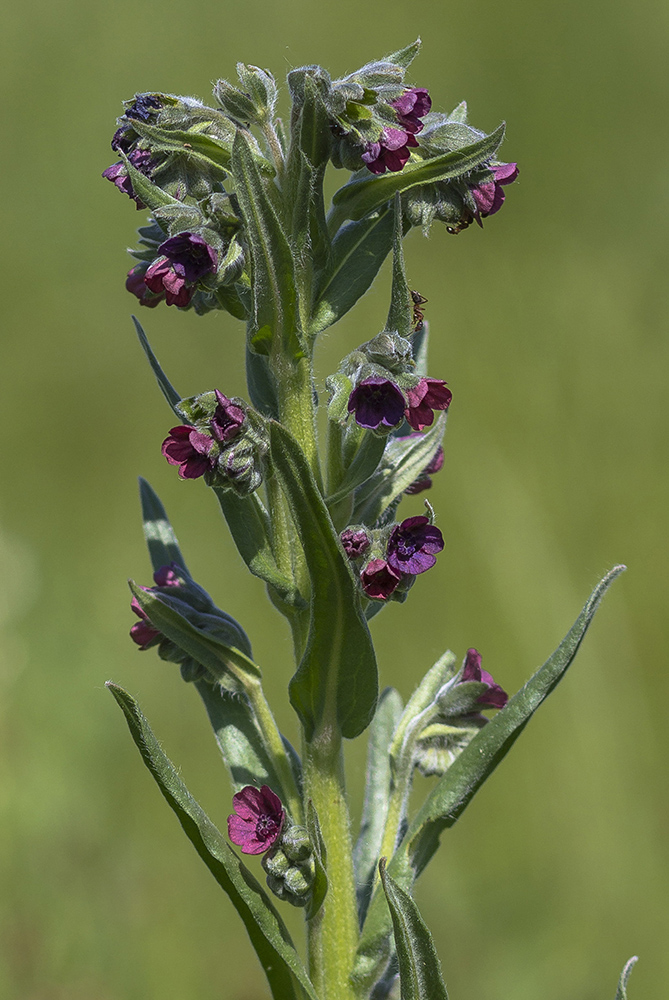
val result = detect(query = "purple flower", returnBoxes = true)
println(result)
[461,648,508,709]
[145,233,218,308]
[161,425,216,479]
[470,163,519,225]
[227,785,285,856]
[102,148,153,209]
[130,563,183,649]
[386,515,444,575]
[405,378,452,432]
[126,265,164,307]
[361,127,419,175]
[391,88,432,134]
[348,377,406,430]
[360,558,402,600]
[403,440,445,495]
[340,529,371,559]
[211,391,245,444]
[125,93,163,122]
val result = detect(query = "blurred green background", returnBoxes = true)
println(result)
[1,0,667,997]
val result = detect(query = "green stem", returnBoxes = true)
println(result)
[246,677,303,825]
[304,729,359,1000]
[276,354,323,491]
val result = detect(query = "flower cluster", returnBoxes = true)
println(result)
[130,563,182,649]
[342,515,444,601]
[361,88,431,174]
[143,233,218,308]
[349,376,452,432]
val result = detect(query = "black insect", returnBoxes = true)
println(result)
[410,290,428,331]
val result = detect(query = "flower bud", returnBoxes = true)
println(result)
[261,826,317,908]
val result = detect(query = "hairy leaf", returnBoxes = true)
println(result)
[138,477,188,574]
[386,195,412,339]
[132,316,182,418]
[615,957,638,1000]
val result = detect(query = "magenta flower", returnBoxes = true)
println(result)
[145,233,218,307]
[404,441,445,495]
[391,88,432,134]
[102,148,153,209]
[162,425,216,479]
[227,785,285,855]
[126,265,164,307]
[405,378,452,432]
[130,563,183,649]
[461,648,508,709]
[361,127,418,175]
[360,558,402,600]
[387,515,444,576]
[211,391,246,444]
[470,163,519,225]
[340,528,371,559]
[348,377,406,430]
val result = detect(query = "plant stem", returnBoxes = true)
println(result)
[276,353,323,490]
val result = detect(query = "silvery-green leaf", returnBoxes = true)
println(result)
[107,684,316,1000]
[352,416,446,526]
[388,652,457,765]
[379,859,449,1000]
[410,322,429,378]
[118,149,182,211]
[269,421,378,740]
[125,119,234,177]
[383,39,421,70]
[354,688,404,924]
[615,957,638,1000]
[326,433,388,510]
[132,317,182,418]
[138,477,188,574]
[386,195,412,339]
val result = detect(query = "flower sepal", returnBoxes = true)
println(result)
[214,64,278,126]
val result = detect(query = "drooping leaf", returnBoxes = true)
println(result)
[354,688,404,924]
[379,859,449,1000]
[329,125,505,228]
[615,957,638,1000]
[269,421,378,740]
[354,567,626,992]
[106,683,317,1000]
[386,195,412,339]
[231,131,303,360]
[138,477,188,574]
[310,208,394,335]
[352,416,446,526]
[132,316,182,418]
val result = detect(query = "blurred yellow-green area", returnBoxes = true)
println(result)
[0,0,667,997]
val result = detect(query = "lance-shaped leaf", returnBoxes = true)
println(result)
[384,38,421,70]
[354,688,404,924]
[231,131,303,360]
[354,567,626,991]
[379,859,449,1000]
[213,488,305,607]
[615,957,638,1000]
[326,433,388,510]
[386,195,412,339]
[132,317,182,419]
[352,416,446,526]
[126,119,232,176]
[328,125,505,229]
[106,683,317,1000]
[310,208,393,335]
[118,149,182,212]
[269,421,378,740]
[138,477,188,574]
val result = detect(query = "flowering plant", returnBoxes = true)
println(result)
[103,41,635,1000]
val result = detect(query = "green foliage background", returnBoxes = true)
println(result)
[0,1,666,997]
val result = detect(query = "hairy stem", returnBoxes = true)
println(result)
[245,677,303,824]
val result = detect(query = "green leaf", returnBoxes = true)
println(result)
[129,582,260,694]
[269,421,378,740]
[118,149,182,211]
[132,316,182,418]
[305,800,329,920]
[384,39,421,70]
[129,119,232,175]
[106,683,316,1000]
[326,433,388,510]
[615,957,638,1000]
[213,488,304,606]
[354,568,626,991]
[138,477,188,574]
[329,125,505,228]
[379,859,449,1000]
[231,131,303,360]
[386,195,412,339]
[245,344,280,419]
[352,416,446,526]
[354,688,404,924]
[310,208,393,335]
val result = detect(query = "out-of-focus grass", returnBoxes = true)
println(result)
[0,0,667,997]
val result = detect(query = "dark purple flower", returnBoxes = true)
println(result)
[461,648,508,709]
[361,127,419,175]
[340,528,371,559]
[130,564,183,649]
[145,233,218,308]
[386,515,444,575]
[348,377,406,430]
[360,558,402,600]
[470,163,519,225]
[405,378,452,432]
[126,265,165,307]
[125,93,163,122]
[162,425,216,479]
[403,441,445,495]
[391,88,432,134]
[211,391,245,444]
[152,563,183,588]
[227,785,285,855]
[102,148,153,209]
